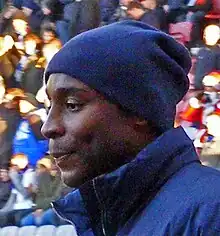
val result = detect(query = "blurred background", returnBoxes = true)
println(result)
[0,0,219,234]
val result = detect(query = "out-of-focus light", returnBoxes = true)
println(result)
[206,114,220,137]
[19,100,36,114]
[12,19,28,36]
[203,25,220,46]
[25,40,37,55]
[4,35,14,51]
[203,72,220,87]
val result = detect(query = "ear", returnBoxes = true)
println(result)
[133,117,149,131]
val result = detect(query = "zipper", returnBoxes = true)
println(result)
[51,202,76,227]
[92,178,107,236]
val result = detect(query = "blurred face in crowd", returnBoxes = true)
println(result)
[11,154,29,170]
[12,19,28,36]
[42,74,149,187]
[36,164,48,175]
[42,31,55,44]
[0,169,10,182]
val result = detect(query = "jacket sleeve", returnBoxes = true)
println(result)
[194,203,220,235]
[176,203,220,236]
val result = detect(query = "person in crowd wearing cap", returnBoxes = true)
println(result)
[41,20,220,235]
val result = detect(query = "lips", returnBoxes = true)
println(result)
[50,152,71,159]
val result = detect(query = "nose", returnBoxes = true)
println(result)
[41,111,65,139]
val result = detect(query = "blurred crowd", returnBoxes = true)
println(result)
[0,0,219,228]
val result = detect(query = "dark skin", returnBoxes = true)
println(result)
[41,73,156,187]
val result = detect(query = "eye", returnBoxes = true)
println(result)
[66,100,83,112]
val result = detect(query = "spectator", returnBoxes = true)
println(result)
[14,33,44,94]
[41,22,62,65]
[0,154,36,227]
[13,93,48,167]
[126,0,168,31]
[0,89,21,168]
[22,0,44,34]
[99,0,119,25]
[40,0,64,23]
[166,0,212,44]
[0,168,11,209]
[21,159,70,226]
[56,0,101,44]
[194,26,220,89]
[0,43,19,89]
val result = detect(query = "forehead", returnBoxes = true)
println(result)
[46,73,98,98]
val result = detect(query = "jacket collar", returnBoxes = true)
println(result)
[53,127,199,235]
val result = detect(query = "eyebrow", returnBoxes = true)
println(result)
[46,87,91,98]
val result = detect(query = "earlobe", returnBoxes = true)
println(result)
[135,119,148,127]
[133,118,148,131]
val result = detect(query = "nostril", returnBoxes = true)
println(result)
[41,121,65,139]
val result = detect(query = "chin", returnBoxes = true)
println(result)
[61,170,89,188]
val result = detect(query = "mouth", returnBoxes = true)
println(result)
[50,152,76,168]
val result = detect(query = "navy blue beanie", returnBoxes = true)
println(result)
[45,20,191,132]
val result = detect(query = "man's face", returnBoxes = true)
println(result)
[41,74,137,187]
[0,169,10,182]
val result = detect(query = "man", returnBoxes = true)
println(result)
[41,21,220,235]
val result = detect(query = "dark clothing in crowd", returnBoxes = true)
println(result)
[99,0,119,25]
[167,0,212,23]
[56,0,100,44]
[41,0,64,22]
[22,0,45,34]
[0,105,20,168]
[194,46,220,89]
[140,7,168,32]
[0,181,11,209]
[0,49,20,89]
[20,60,44,95]
[53,127,220,235]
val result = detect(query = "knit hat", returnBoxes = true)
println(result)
[45,20,191,132]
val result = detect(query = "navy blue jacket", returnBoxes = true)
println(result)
[53,127,220,235]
